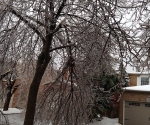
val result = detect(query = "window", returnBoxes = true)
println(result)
[129,102,140,106]
[145,103,150,107]
[141,77,149,85]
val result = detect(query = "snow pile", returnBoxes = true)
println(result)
[7,116,121,125]
[0,108,24,125]
[0,108,23,114]
[7,113,25,125]
[90,117,121,125]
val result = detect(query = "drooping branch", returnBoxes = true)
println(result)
[25,15,46,27]
[8,7,46,43]
[11,84,20,95]
[0,71,11,80]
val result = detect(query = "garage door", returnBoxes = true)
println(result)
[124,101,150,125]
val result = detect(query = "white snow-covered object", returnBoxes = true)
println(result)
[123,85,150,92]
[0,108,23,115]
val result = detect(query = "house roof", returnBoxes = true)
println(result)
[123,85,150,92]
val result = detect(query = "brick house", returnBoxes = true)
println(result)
[0,78,28,108]
[1,67,75,109]
[128,72,150,86]
[0,66,58,109]
[119,72,150,125]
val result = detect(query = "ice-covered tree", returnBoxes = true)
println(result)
[0,0,149,125]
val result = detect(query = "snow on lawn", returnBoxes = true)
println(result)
[89,117,121,125]
[7,113,25,125]
[0,108,24,125]
[0,108,121,125]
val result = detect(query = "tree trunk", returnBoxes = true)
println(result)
[23,58,50,125]
[3,80,16,111]
[3,90,12,111]
[23,1,56,123]
[23,34,53,125]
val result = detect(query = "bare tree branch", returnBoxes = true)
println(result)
[8,7,46,43]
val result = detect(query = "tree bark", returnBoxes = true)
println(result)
[3,90,12,111]
[3,79,16,111]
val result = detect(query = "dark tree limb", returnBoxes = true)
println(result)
[49,44,75,52]
[55,0,67,19]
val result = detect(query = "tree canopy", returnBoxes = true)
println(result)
[0,0,150,125]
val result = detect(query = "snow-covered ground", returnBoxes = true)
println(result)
[89,117,121,125]
[1,108,23,114]
[0,108,121,125]
[0,108,25,125]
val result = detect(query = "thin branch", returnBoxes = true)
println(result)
[51,19,66,34]
[64,13,96,26]
[25,15,46,27]
[49,44,75,52]
[11,84,20,95]
[8,7,46,43]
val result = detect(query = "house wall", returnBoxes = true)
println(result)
[128,74,139,86]
[12,83,45,108]
[119,91,150,125]
[12,87,27,108]
[128,73,150,86]
[11,79,28,108]
[12,87,19,108]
